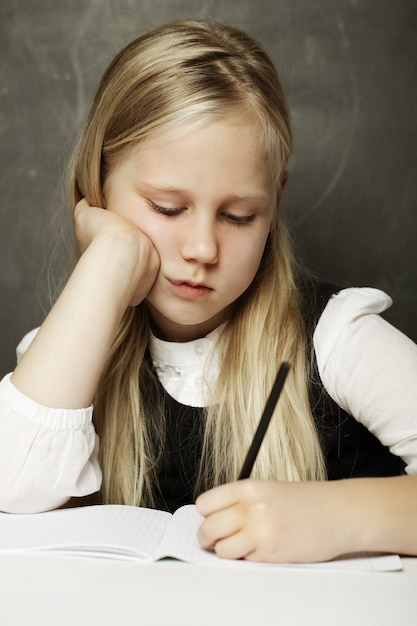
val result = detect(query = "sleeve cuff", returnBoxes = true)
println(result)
[0,373,93,429]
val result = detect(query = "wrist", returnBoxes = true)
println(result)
[86,231,155,307]
[335,476,413,555]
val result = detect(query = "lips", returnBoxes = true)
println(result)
[170,279,211,289]
[168,278,213,298]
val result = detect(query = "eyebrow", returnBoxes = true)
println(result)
[139,182,271,203]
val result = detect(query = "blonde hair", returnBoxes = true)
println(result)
[69,19,325,507]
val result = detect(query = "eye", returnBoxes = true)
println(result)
[223,212,255,225]
[148,202,185,216]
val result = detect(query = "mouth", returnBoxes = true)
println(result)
[168,278,213,298]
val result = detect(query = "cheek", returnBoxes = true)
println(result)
[226,233,268,283]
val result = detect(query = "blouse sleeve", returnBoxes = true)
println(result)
[0,330,102,513]
[313,287,417,474]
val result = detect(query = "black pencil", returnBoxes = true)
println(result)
[238,362,290,480]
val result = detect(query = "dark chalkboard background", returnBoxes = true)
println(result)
[0,0,416,377]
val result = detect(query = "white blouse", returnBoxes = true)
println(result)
[1,287,416,513]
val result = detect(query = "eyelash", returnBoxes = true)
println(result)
[225,213,255,225]
[150,203,183,216]
[149,202,255,225]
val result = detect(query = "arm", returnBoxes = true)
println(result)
[11,200,160,409]
[196,475,417,563]
[196,290,417,563]
[0,200,159,513]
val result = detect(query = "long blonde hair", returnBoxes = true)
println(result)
[69,20,326,507]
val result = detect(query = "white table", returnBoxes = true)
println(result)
[0,554,416,625]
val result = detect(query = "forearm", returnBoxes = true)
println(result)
[12,233,147,409]
[339,474,417,556]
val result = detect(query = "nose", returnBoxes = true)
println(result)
[181,217,219,265]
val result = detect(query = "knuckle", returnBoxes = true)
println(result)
[239,478,261,501]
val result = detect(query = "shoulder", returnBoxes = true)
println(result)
[312,285,417,425]
[313,287,393,366]
[318,286,392,322]
[299,278,391,325]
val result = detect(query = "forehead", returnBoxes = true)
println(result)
[112,112,274,195]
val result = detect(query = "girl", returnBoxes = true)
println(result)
[1,20,416,563]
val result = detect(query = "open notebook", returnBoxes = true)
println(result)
[0,504,402,572]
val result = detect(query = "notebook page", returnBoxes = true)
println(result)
[155,504,216,564]
[0,505,172,560]
[156,505,402,571]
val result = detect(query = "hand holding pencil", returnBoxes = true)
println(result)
[196,362,359,564]
[195,362,340,563]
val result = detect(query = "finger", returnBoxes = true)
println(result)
[197,505,243,549]
[196,482,242,516]
[213,530,255,561]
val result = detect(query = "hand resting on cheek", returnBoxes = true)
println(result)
[74,198,161,306]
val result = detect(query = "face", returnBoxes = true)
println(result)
[105,113,275,341]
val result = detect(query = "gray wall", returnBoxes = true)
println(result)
[1,0,416,377]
